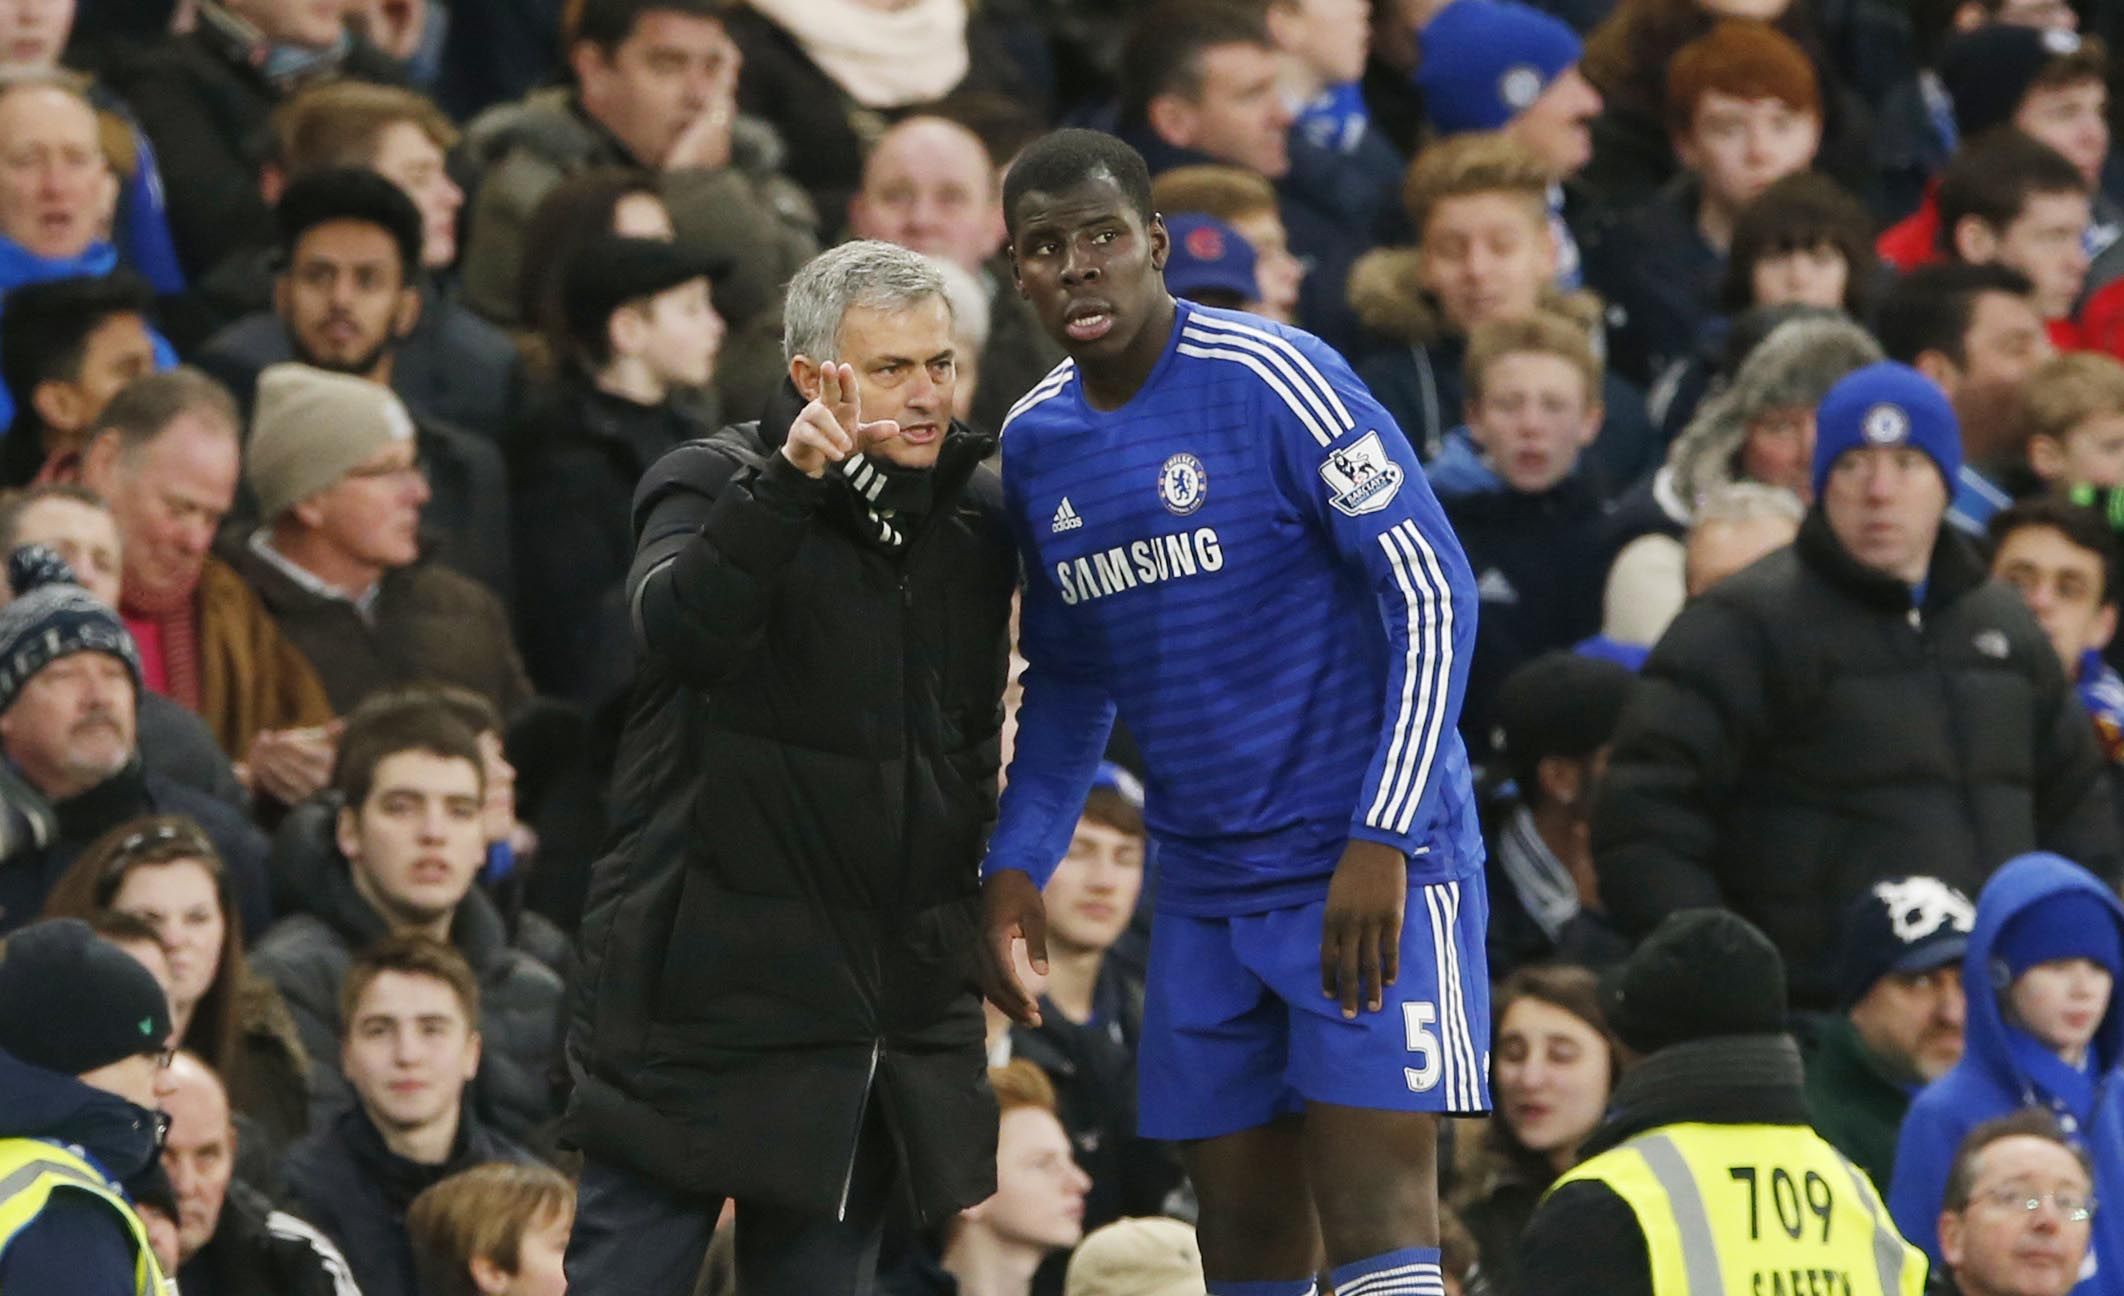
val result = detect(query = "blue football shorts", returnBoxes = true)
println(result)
[1137,876,1493,1141]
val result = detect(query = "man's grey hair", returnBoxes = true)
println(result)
[0,67,95,112]
[783,241,953,364]
[1690,481,1806,533]
[96,367,241,464]
[926,256,992,352]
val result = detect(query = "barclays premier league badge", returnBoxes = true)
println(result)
[1321,431,1405,517]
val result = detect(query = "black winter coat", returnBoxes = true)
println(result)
[1593,509,2123,1005]
[565,394,1015,1222]
[175,1180,359,1296]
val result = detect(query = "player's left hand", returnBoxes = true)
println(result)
[1321,839,1406,1019]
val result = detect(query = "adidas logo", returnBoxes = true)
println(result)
[1051,498,1083,533]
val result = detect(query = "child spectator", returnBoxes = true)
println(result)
[1935,129,2092,349]
[1888,851,2124,1269]
[2023,353,2124,490]
[1350,132,1657,490]
[943,1061,1093,1296]
[1428,312,1613,759]
[1719,172,1879,321]
[1989,500,2124,783]
[1581,20,1823,388]
[407,1161,575,1296]
[1150,165,1305,322]
[1459,964,1622,1296]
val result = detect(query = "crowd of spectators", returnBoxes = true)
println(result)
[6,0,2124,1291]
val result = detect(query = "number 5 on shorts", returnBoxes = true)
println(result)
[1403,1001,1440,1092]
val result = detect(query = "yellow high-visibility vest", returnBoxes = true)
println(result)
[1548,1122,1928,1296]
[0,1136,166,1295]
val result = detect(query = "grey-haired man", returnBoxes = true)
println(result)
[564,239,1018,1295]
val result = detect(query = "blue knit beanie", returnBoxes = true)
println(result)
[0,545,142,716]
[1415,0,1584,135]
[1810,361,1963,501]
[1997,890,2124,982]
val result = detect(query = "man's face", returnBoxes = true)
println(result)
[1010,175,1172,375]
[2018,79,2109,188]
[847,119,1003,273]
[1468,350,1599,493]
[93,413,240,610]
[12,494,122,607]
[1738,405,1817,499]
[43,312,156,441]
[1850,964,1966,1084]
[626,277,723,393]
[572,11,731,168]
[336,750,486,931]
[1941,1136,2093,1296]
[1416,192,1555,334]
[1943,290,2054,456]
[161,1058,234,1263]
[967,1107,1091,1253]
[342,970,481,1134]
[1043,817,1145,956]
[0,0,76,66]
[1283,0,1371,85]
[0,652,135,798]
[297,437,430,575]
[0,86,115,261]
[796,294,957,470]
[1228,208,1303,322]
[276,220,417,378]
[1684,513,1798,596]
[1994,524,2116,673]
[1675,91,1821,218]
[1509,66,1604,176]
[1821,446,1949,585]
[1989,191,2093,320]
[1152,41,1293,178]
[224,0,346,47]
[1750,242,1849,311]
[367,120,462,270]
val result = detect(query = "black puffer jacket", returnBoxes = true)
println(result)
[1593,509,2122,1004]
[250,802,566,1140]
[566,388,1016,1223]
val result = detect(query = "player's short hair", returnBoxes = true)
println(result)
[782,241,950,365]
[339,931,482,1038]
[409,1163,576,1296]
[1117,1,1274,128]
[1464,312,1601,405]
[1150,164,1279,224]
[2021,352,2124,454]
[1003,129,1157,240]
[272,81,458,178]
[1400,133,1550,242]
[1989,496,2120,607]
[1875,262,2036,368]
[1938,128,2089,253]
[1665,20,1820,139]
[1941,1109,2091,1213]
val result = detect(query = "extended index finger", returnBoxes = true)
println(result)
[831,362,862,428]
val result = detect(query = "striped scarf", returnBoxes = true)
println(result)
[838,452,933,551]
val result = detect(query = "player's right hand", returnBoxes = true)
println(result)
[978,869,1049,1027]
[782,361,900,477]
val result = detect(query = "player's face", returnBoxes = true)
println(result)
[1010,174,1171,368]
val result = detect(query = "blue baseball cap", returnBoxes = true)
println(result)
[1162,213,1259,303]
[1415,0,1584,135]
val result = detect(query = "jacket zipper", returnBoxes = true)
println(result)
[836,1038,884,1221]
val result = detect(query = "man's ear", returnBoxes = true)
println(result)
[609,304,647,362]
[1937,1209,1966,1270]
[469,1254,514,1295]
[2094,602,2119,653]
[78,427,123,495]
[788,355,823,401]
[2028,433,2068,482]
[1951,216,1999,266]
[1146,93,1198,150]
[1148,211,1170,272]
[31,379,85,438]
[335,802,362,865]
[392,285,422,339]
[1913,349,1961,395]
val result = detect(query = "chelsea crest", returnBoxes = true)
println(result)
[1159,453,1208,516]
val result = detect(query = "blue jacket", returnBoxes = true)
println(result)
[0,1047,163,1294]
[1887,852,2124,1287]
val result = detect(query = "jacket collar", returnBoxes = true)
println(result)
[1577,1034,1813,1160]
[0,1048,162,1183]
[1794,506,1987,614]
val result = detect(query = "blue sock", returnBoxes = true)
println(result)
[1330,1246,1444,1296]
[1206,1281,1317,1296]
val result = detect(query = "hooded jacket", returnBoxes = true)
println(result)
[565,390,1014,1222]
[1888,852,2124,1282]
[249,801,565,1140]
[1347,246,1660,495]
[1593,510,2124,1007]
[0,1048,163,1294]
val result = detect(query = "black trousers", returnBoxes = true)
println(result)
[565,1105,898,1296]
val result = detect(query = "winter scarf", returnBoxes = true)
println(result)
[745,0,969,107]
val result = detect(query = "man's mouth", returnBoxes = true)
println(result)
[898,422,942,445]
[1064,300,1116,343]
